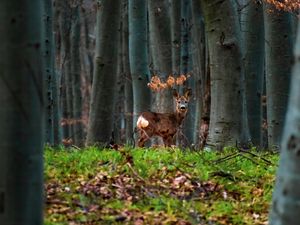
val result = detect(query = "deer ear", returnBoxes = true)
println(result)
[172,89,179,98]
[184,88,192,99]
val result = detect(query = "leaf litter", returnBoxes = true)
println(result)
[44,147,278,225]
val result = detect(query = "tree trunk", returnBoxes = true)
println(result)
[264,3,293,150]
[52,0,63,146]
[269,20,300,225]
[190,0,206,147]
[128,0,151,126]
[123,0,133,144]
[148,0,173,114]
[200,0,248,149]
[181,0,194,146]
[114,18,125,144]
[242,1,264,146]
[170,0,181,75]
[71,5,84,146]
[43,0,54,145]
[79,5,94,137]
[0,0,44,224]
[86,0,121,145]
[59,0,73,143]
[180,0,190,76]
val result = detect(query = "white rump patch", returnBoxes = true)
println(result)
[137,116,149,128]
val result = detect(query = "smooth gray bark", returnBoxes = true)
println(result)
[71,5,84,146]
[53,1,64,146]
[242,1,264,146]
[264,3,293,149]
[269,20,300,225]
[0,0,44,224]
[181,0,194,146]
[200,0,248,149]
[122,0,133,144]
[86,0,121,145]
[44,0,61,146]
[128,0,151,126]
[170,0,181,75]
[148,0,173,113]
[190,0,206,146]
[59,0,73,141]
[180,0,190,75]
[43,0,54,145]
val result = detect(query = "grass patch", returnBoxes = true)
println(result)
[44,146,278,225]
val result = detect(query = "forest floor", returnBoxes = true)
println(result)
[44,146,278,225]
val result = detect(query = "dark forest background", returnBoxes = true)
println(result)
[1,0,300,224]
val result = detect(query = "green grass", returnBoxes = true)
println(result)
[44,146,278,225]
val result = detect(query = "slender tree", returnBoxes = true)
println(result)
[42,0,60,147]
[0,0,44,224]
[180,0,190,76]
[242,1,264,146]
[200,0,249,149]
[71,4,84,146]
[43,0,54,145]
[59,0,73,142]
[170,0,181,75]
[113,16,125,143]
[269,19,300,225]
[180,0,194,145]
[264,2,293,150]
[190,0,206,146]
[79,3,94,137]
[53,0,64,146]
[122,0,133,144]
[128,0,151,126]
[43,0,61,146]
[86,0,121,145]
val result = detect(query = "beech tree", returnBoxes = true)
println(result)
[200,0,249,149]
[86,0,121,145]
[0,0,44,224]
[70,4,84,146]
[269,17,300,225]
[148,0,173,113]
[122,0,134,142]
[242,1,264,146]
[58,0,73,142]
[128,0,151,126]
[170,0,181,75]
[264,2,293,150]
[43,0,54,145]
[190,0,206,146]
[43,0,61,146]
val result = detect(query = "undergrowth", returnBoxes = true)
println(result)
[44,146,278,225]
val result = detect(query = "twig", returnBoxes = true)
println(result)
[126,162,157,198]
[46,199,83,208]
[213,152,239,164]
[213,147,275,167]
[239,153,260,165]
[239,149,274,165]
[126,162,145,182]
[71,145,81,150]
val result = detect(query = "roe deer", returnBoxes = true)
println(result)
[136,89,192,147]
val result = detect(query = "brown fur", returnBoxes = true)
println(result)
[136,89,191,147]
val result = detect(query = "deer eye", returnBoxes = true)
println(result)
[185,101,188,103]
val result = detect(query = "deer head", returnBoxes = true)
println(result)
[173,88,192,114]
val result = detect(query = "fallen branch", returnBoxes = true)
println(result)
[213,146,275,167]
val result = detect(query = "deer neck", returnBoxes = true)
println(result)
[175,110,187,126]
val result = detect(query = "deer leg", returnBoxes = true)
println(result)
[137,130,150,147]
[163,136,173,147]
